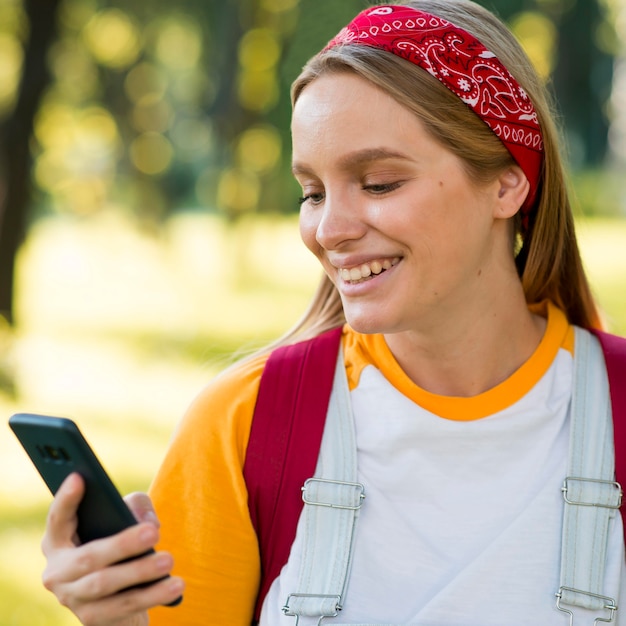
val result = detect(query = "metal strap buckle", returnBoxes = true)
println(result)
[282,593,341,625]
[301,478,365,510]
[561,477,623,509]
[556,587,618,625]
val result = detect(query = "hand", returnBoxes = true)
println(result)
[41,473,184,626]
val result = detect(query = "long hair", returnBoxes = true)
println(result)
[274,0,600,350]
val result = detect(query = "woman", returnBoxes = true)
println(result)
[41,1,626,624]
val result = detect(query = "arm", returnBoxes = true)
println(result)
[147,355,267,626]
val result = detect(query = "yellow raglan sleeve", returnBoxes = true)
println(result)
[147,353,268,626]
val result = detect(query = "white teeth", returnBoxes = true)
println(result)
[349,267,361,281]
[338,257,400,283]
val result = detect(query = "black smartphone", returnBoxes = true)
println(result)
[8,412,182,606]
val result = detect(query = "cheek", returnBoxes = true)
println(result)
[299,209,321,257]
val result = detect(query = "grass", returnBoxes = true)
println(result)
[0,211,625,625]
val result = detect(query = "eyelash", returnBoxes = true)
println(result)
[298,182,401,207]
[298,194,323,206]
[363,182,401,194]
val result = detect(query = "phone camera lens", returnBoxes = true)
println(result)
[44,445,70,463]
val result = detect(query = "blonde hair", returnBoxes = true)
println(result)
[274,0,599,350]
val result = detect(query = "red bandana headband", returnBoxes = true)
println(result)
[325,5,544,217]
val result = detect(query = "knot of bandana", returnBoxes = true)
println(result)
[325,5,544,218]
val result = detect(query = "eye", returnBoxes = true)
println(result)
[298,192,325,206]
[363,182,402,194]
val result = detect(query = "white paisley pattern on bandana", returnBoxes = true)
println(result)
[325,5,544,216]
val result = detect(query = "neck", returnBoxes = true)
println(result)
[384,288,546,398]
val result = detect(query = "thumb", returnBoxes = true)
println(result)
[124,491,160,527]
[42,472,85,553]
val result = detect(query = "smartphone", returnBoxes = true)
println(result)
[8,412,182,605]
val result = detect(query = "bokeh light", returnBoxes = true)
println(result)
[130,131,173,175]
[236,125,282,174]
[238,70,279,112]
[49,37,99,103]
[217,168,260,214]
[131,94,173,134]
[169,68,212,106]
[171,117,213,162]
[260,0,298,11]
[33,104,120,213]
[82,8,141,69]
[510,11,558,79]
[237,28,280,112]
[239,28,280,72]
[124,62,168,103]
[153,16,202,71]
[0,33,23,112]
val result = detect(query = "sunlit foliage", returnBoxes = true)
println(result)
[237,28,281,112]
[0,0,619,223]
[28,2,214,217]
[33,104,120,215]
[236,125,282,174]
[82,8,141,68]
[510,11,558,79]
[0,0,27,114]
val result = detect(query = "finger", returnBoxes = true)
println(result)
[72,549,175,601]
[72,574,184,626]
[42,473,85,554]
[42,521,163,604]
[64,522,162,584]
[124,492,160,527]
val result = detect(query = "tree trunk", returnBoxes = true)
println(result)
[0,0,61,324]
[552,0,612,167]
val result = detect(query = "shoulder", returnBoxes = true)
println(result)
[177,352,270,455]
[149,353,268,625]
[194,352,269,413]
[149,351,270,516]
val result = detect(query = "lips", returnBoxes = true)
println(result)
[337,257,401,283]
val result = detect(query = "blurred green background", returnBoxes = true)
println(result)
[1,0,626,624]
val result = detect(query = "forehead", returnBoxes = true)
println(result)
[291,72,451,173]
[292,74,423,156]
[292,72,406,128]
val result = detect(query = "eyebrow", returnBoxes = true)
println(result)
[291,147,412,176]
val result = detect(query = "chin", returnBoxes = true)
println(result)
[343,311,393,335]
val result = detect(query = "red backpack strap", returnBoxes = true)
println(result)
[591,329,626,540]
[243,326,343,623]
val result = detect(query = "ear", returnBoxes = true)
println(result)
[493,166,530,219]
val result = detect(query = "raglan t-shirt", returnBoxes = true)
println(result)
[148,302,625,626]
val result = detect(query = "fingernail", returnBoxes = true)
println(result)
[142,510,160,527]
[139,524,158,543]
[155,554,172,570]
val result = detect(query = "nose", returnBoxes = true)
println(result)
[313,190,367,250]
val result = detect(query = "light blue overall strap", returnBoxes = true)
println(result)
[557,327,623,620]
[282,347,365,625]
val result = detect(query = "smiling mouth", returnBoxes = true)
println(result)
[338,257,401,284]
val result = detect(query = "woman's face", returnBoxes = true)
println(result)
[292,72,515,336]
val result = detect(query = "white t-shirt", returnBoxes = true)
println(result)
[261,306,625,625]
